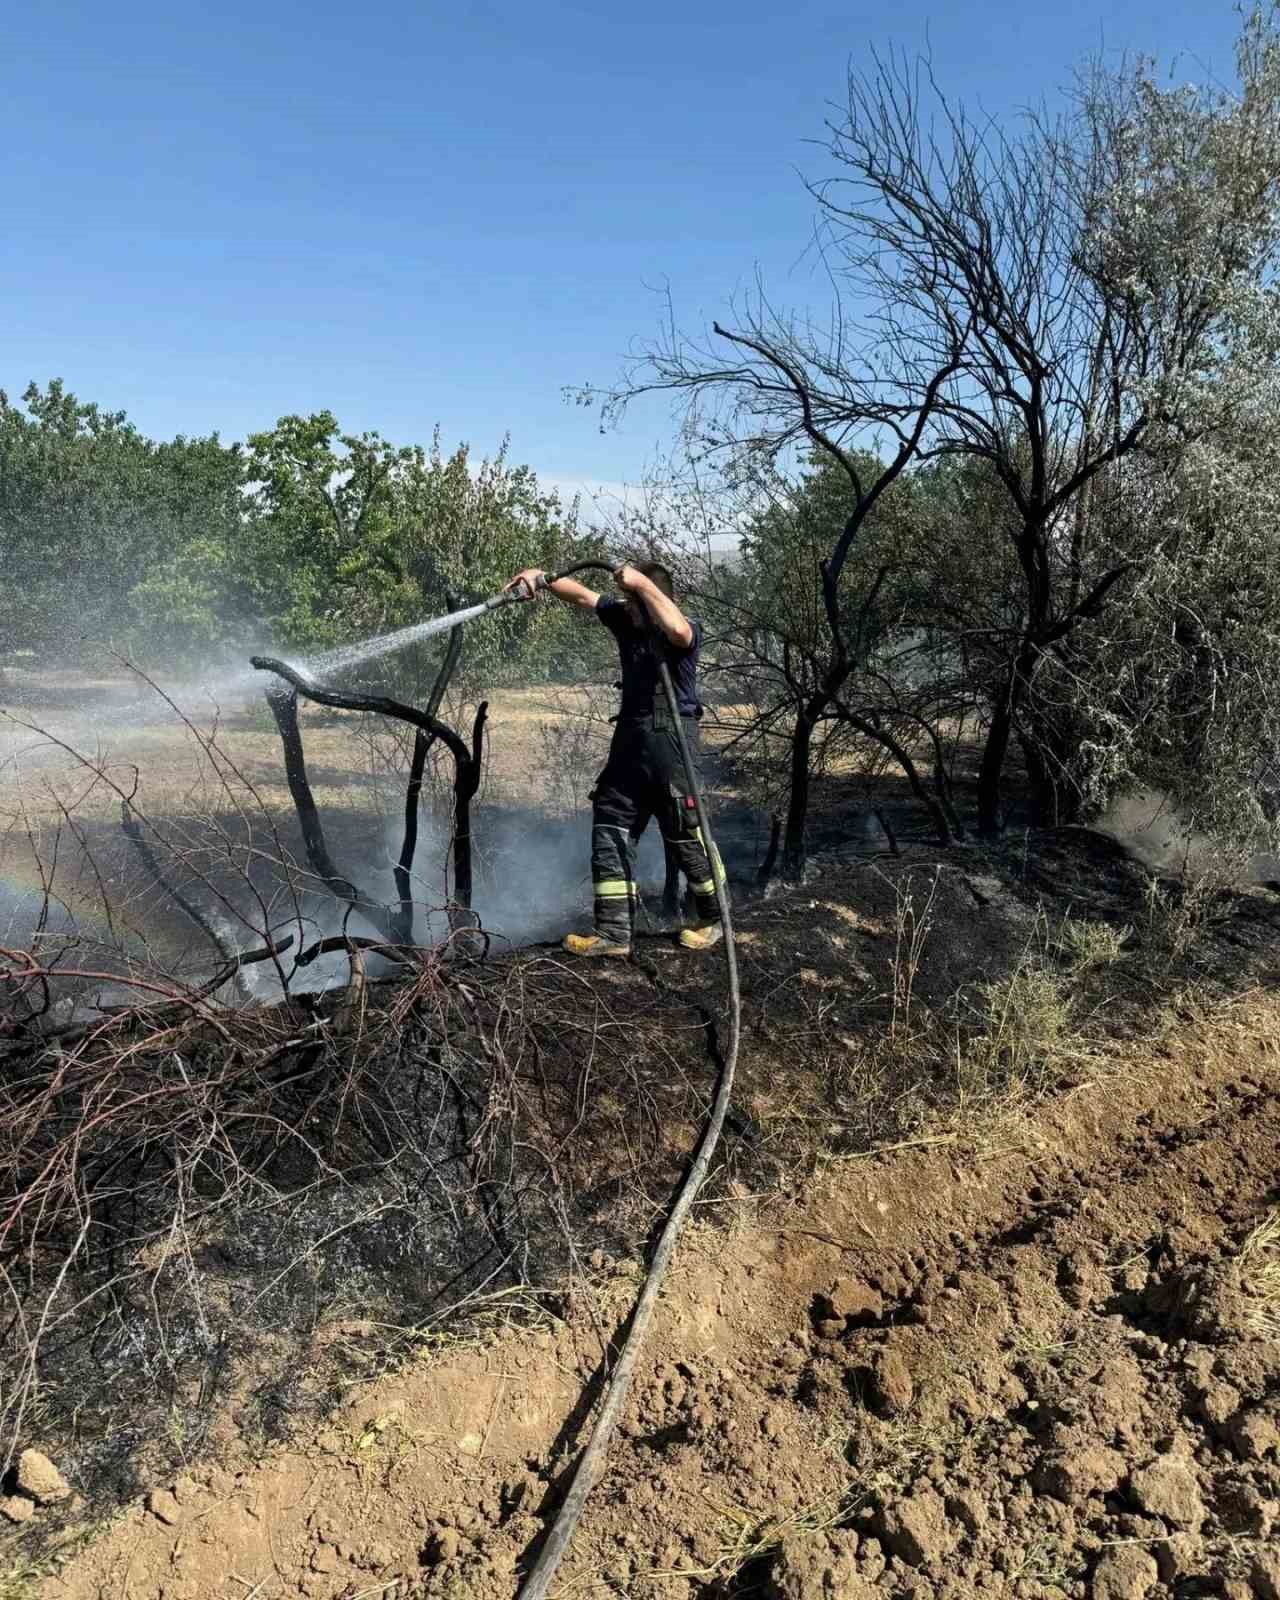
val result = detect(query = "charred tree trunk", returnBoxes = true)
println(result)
[254,656,484,931]
[393,731,431,943]
[1019,732,1060,827]
[977,632,1040,838]
[975,520,1128,837]
[393,606,465,943]
[782,709,818,880]
[1017,709,1087,829]
[830,704,961,846]
[696,323,959,884]
[264,684,391,935]
[977,685,1015,838]
[449,701,488,918]
[756,813,782,890]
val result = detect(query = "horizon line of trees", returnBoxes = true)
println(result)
[0,380,603,688]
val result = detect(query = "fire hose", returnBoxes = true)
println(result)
[254,560,741,1596]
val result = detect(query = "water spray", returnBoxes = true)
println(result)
[254,562,601,690]
[251,560,741,1600]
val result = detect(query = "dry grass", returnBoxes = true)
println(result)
[1007,1535,1078,1589]
[0,1563,40,1600]
[0,684,605,828]
[1055,915,1131,974]
[0,1513,106,1600]
[818,880,1096,1161]
[647,1492,848,1587]
[1236,1208,1280,1339]
[958,964,1073,1105]
[1138,843,1252,957]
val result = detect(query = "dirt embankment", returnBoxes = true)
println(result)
[24,991,1280,1600]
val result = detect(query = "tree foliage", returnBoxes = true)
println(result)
[0,389,588,681]
[583,3,1280,863]
[239,414,591,688]
[0,381,243,663]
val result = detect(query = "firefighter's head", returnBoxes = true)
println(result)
[627,560,675,625]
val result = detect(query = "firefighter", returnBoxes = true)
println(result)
[504,559,726,956]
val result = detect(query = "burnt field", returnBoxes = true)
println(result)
[2,662,1280,1600]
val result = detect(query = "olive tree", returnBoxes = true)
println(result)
[1027,399,1280,845]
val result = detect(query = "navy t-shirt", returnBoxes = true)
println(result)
[596,596,703,719]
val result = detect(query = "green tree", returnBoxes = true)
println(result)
[726,452,970,854]
[394,431,591,688]
[0,381,243,665]
[811,9,1280,832]
[1016,417,1280,844]
[239,412,415,649]
[239,413,590,688]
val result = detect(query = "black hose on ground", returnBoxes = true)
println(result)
[516,597,742,1600]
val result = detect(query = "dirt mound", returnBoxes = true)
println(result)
[23,996,1279,1600]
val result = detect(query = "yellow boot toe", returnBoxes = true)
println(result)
[562,932,632,958]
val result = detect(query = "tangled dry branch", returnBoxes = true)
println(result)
[0,916,727,1494]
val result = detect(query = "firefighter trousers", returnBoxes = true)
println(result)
[589,714,725,944]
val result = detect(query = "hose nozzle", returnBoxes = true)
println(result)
[491,572,550,608]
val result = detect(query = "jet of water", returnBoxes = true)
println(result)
[299,596,499,682]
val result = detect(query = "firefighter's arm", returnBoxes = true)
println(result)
[503,568,600,610]
[615,566,695,649]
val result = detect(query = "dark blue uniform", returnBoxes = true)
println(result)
[589,598,723,943]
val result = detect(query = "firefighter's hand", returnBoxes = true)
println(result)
[505,568,546,601]
[613,563,644,593]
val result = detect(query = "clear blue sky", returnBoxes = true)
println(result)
[3,0,1244,504]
